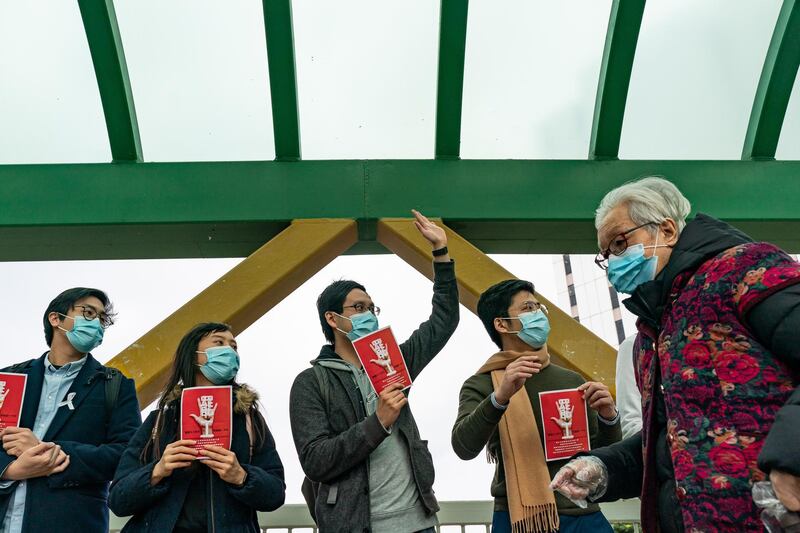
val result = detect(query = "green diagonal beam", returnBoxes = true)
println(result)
[589,0,646,160]
[263,0,301,161]
[434,0,469,159]
[742,0,800,160]
[78,0,142,163]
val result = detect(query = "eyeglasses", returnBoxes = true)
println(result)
[594,222,658,270]
[73,305,114,328]
[501,301,548,319]
[342,303,381,316]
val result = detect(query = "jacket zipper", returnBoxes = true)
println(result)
[209,468,216,533]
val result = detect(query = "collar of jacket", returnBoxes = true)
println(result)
[623,213,753,328]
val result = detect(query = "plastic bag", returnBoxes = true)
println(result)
[549,455,608,509]
[752,481,800,532]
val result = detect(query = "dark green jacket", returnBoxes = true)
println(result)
[451,362,621,516]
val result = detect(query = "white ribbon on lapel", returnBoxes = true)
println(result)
[58,392,76,411]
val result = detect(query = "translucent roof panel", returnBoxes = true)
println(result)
[292,0,439,159]
[776,70,800,160]
[620,0,782,160]
[0,3,109,164]
[460,0,611,159]
[113,0,275,162]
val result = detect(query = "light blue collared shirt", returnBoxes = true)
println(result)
[1,353,87,533]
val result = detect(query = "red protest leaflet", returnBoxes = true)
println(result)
[538,388,591,462]
[180,386,232,455]
[0,373,27,430]
[351,326,412,395]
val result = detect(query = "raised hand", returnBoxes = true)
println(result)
[412,210,447,251]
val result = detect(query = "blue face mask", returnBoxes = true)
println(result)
[337,311,379,341]
[196,346,240,385]
[607,242,660,295]
[59,315,104,353]
[508,310,550,349]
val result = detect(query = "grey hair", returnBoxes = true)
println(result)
[595,176,692,237]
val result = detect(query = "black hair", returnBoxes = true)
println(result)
[43,287,114,346]
[140,322,269,462]
[316,280,367,344]
[476,279,536,349]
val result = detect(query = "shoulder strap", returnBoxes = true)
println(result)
[103,368,123,413]
[5,359,36,374]
[311,364,331,407]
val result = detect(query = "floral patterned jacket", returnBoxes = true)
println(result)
[633,239,800,532]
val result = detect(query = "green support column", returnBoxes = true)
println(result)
[78,0,143,162]
[589,0,646,160]
[263,0,302,161]
[434,0,469,159]
[742,0,800,160]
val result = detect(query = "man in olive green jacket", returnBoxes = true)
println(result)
[451,279,621,533]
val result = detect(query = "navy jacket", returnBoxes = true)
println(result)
[109,386,285,533]
[0,353,141,533]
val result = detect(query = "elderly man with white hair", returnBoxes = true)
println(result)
[550,177,800,532]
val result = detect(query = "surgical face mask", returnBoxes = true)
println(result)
[58,315,104,354]
[607,232,665,295]
[335,311,379,341]
[196,346,240,385]
[506,310,551,349]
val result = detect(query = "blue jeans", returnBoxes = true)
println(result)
[491,510,613,533]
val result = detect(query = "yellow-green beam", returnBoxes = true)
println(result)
[107,219,357,407]
[377,218,617,395]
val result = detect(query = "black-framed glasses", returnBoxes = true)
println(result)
[73,305,114,328]
[500,301,548,319]
[594,222,658,270]
[342,303,381,316]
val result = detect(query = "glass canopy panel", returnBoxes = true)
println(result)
[620,0,782,160]
[113,0,275,162]
[460,0,612,159]
[292,0,439,159]
[776,70,800,160]
[0,3,109,163]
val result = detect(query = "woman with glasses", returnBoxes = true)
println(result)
[109,322,285,532]
[552,176,800,532]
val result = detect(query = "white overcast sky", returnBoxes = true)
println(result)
[0,0,798,505]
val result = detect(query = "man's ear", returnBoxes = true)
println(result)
[660,218,679,246]
[48,311,62,329]
[324,311,337,329]
[494,317,510,335]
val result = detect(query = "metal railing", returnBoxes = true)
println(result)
[109,499,641,532]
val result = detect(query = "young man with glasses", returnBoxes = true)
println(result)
[552,176,800,532]
[290,211,459,533]
[452,279,621,533]
[0,288,141,533]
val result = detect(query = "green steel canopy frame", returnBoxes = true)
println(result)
[2,0,799,262]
